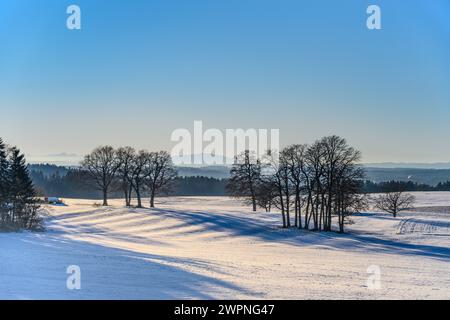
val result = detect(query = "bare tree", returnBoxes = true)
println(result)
[334,165,367,233]
[375,191,415,217]
[144,151,177,208]
[254,178,277,212]
[129,150,149,208]
[226,151,262,212]
[116,146,136,206]
[321,136,363,232]
[282,144,307,228]
[269,151,294,228]
[304,140,326,230]
[81,146,120,206]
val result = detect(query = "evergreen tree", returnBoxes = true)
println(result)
[0,138,10,223]
[9,147,35,200]
[0,138,8,190]
[8,147,37,228]
[0,139,42,230]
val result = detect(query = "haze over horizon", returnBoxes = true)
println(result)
[1,0,450,163]
[25,153,450,170]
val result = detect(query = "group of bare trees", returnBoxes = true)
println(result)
[227,136,367,233]
[81,146,177,208]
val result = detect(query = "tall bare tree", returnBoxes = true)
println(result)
[129,150,149,208]
[144,151,177,208]
[282,144,307,228]
[226,151,262,212]
[304,140,326,230]
[254,178,277,212]
[333,153,366,233]
[81,146,120,206]
[321,136,362,231]
[269,151,293,228]
[116,146,136,206]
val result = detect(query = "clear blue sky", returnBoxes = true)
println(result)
[1,0,449,164]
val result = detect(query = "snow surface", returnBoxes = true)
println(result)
[1,193,449,299]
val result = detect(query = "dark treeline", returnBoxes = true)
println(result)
[175,176,227,196]
[31,169,99,199]
[30,167,450,200]
[31,169,228,198]
[0,138,40,231]
[363,180,450,193]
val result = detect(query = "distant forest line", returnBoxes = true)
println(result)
[30,164,450,184]
[29,164,450,199]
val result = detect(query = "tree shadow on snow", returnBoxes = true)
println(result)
[2,232,253,300]
[276,226,450,262]
[148,208,450,262]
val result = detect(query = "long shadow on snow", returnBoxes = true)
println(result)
[149,208,450,262]
[149,208,281,240]
[5,232,252,299]
[45,221,171,247]
[282,229,450,262]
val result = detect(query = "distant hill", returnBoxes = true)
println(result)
[176,166,231,179]
[177,165,450,186]
[29,164,70,177]
[364,167,450,186]
[363,162,450,169]
[177,166,450,186]
[29,164,450,186]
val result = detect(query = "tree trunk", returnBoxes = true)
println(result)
[102,189,108,206]
[124,188,129,206]
[150,189,155,208]
[338,206,344,233]
[286,197,291,227]
[136,185,142,208]
[298,195,302,229]
[305,193,311,230]
[314,199,319,231]
[281,209,286,228]
[279,190,286,228]
[128,184,133,206]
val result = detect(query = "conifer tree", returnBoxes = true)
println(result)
[0,138,10,223]
[8,147,36,227]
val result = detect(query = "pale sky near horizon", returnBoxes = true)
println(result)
[1,0,450,164]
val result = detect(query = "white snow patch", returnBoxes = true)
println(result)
[1,194,450,299]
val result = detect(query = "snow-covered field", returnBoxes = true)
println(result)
[1,193,450,300]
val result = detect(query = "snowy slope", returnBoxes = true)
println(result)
[1,194,449,299]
